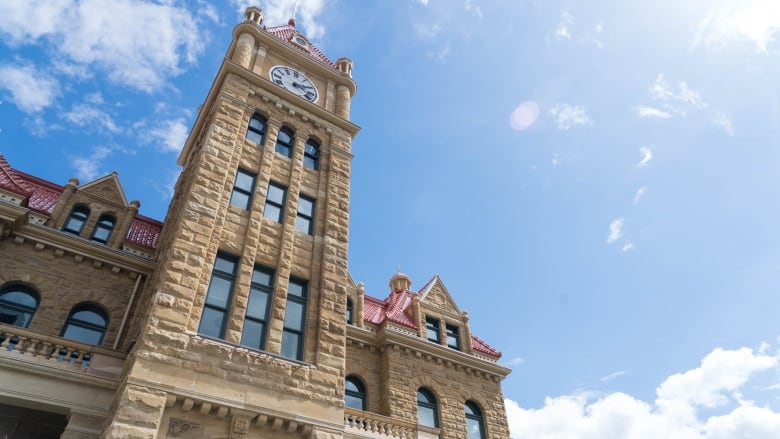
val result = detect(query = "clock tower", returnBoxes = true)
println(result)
[103,6,359,438]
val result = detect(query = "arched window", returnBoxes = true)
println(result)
[345,375,367,411]
[0,285,39,327]
[303,139,320,170]
[61,303,108,345]
[417,387,439,428]
[275,127,294,158]
[90,214,116,244]
[63,205,90,235]
[465,401,486,439]
[246,113,267,145]
[346,298,353,324]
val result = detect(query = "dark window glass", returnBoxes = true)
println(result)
[345,376,367,410]
[198,253,238,339]
[426,317,440,343]
[90,214,116,244]
[263,182,286,223]
[275,127,294,158]
[465,401,485,439]
[230,169,256,210]
[0,286,39,328]
[417,388,439,428]
[303,139,320,170]
[281,278,307,360]
[246,113,267,144]
[346,298,353,324]
[61,304,108,345]
[295,195,315,235]
[446,324,460,350]
[240,265,274,350]
[63,205,90,235]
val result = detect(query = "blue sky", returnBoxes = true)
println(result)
[2,0,780,436]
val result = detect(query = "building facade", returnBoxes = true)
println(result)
[0,6,510,439]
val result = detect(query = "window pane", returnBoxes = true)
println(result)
[298,197,313,215]
[303,156,317,169]
[249,117,265,132]
[277,130,292,144]
[240,319,264,349]
[246,289,269,319]
[284,301,304,330]
[62,325,103,345]
[63,217,86,233]
[418,406,436,428]
[263,205,282,222]
[1,292,37,308]
[295,217,311,234]
[198,307,224,338]
[0,307,32,327]
[345,394,365,410]
[280,331,301,359]
[205,277,232,308]
[275,144,291,156]
[92,226,112,243]
[252,269,273,287]
[288,281,305,298]
[346,379,361,393]
[466,418,482,439]
[214,257,236,275]
[71,310,106,326]
[267,184,285,204]
[246,130,263,144]
[230,191,250,210]
[235,171,254,192]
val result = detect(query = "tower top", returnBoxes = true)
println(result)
[389,269,412,292]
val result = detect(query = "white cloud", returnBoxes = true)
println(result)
[601,370,627,382]
[427,45,451,62]
[0,0,205,92]
[693,1,780,54]
[713,113,735,136]
[506,346,780,438]
[647,74,707,116]
[633,186,648,205]
[0,63,59,113]
[63,103,121,133]
[637,146,653,167]
[414,22,443,40]
[556,11,573,40]
[143,118,190,153]
[465,0,483,18]
[549,104,592,130]
[234,0,327,39]
[636,106,672,119]
[622,242,634,252]
[510,101,541,131]
[606,218,624,244]
[71,146,112,180]
[417,0,430,5]
[505,357,525,366]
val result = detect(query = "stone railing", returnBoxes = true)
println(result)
[344,408,417,439]
[0,323,126,379]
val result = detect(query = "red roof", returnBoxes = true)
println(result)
[0,155,162,251]
[265,23,337,69]
[361,284,502,359]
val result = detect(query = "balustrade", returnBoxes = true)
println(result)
[344,408,417,439]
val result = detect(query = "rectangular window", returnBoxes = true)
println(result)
[240,265,274,350]
[446,324,460,350]
[426,317,440,343]
[263,182,286,223]
[198,253,238,339]
[281,277,307,360]
[230,169,256,210]
[295,195,315,235]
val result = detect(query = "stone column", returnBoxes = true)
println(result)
[334,85,351,120]
[233,33,255,69]
[101,385,167,438]
[61,412,104,439]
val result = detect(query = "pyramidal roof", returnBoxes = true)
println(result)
[264,19,337,69]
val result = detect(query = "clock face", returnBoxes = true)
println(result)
[269,66,319,103]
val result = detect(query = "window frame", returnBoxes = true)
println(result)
[275,126,295,158]
[0,284,39,328]
[62,204,90,236]
[280,277,308,361]
[303,138,320,170]
[295,194,315,235]
[417,387,440,429]
[345,375,367,411]
[446,323,461,350]
[90,214,116,244]
[246,113,267,145]
[198,253,239,340]
[465,401,486,439]
[229,168,257,210]
[61,303,109,345]
[346,298,353,325]
[240,264,274,351]
[426,317,441,344]
[263,182,287,223]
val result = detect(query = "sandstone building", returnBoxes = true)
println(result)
[0,6,511,438]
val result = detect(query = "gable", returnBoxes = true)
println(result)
[79,173,128,207]
[418,276,461,316]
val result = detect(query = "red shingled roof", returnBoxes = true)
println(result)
[265,23,337,69]
[0,154,162,251]
[361,283,502,358]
